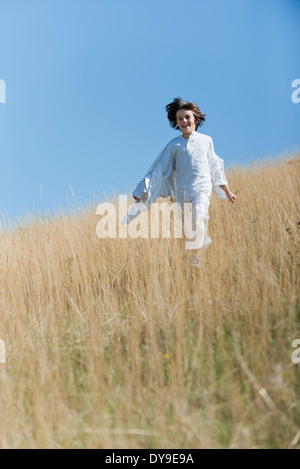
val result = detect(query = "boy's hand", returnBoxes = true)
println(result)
[226,190,237,204]
[219,185,237,204]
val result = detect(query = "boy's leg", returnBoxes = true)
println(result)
[185,202,211,266]
[193,202,212,249]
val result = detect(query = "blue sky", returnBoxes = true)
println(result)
[0,0,299,221]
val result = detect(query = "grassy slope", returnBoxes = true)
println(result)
[0,155,299,449]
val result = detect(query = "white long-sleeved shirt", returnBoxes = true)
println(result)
[133,131,228,205]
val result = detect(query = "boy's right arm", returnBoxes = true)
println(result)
[132,142,175,203]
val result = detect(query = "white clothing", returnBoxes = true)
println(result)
[132,131,228,204]
[167,199,211,249]
[124,131,228,248]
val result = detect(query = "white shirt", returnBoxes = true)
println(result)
[133,131,228,205]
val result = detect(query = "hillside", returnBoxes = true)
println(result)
[0,155,299,449]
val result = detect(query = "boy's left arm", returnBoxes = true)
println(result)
[208,138,237,204]
[218,184,237,204]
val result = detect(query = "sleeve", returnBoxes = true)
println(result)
[207,138,229,200]
[132,178,150,200]
[160,142,175,179]
[208,138,228,186]
[132,142,175,200]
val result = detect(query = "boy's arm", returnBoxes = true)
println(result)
[208,138,237,203]
[133,142,175,202]
[219,184,237,204]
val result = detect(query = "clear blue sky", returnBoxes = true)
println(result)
[0,0,299,221]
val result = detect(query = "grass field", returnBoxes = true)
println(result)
[0,154,299,449]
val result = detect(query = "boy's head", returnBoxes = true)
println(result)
[165,97,206,132]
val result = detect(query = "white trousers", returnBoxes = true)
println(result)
[175,199,212,250]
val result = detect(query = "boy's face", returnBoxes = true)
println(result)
[176,109,197,136]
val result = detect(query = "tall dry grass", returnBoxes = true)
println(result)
[0,154,299,449]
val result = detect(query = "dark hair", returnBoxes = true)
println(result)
[165,97,206,131]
